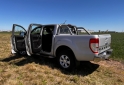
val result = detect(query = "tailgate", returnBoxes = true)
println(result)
[99,34,111,53]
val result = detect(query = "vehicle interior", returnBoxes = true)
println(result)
[42,25,54,52]
[13,24,54,55]
[30,25,54,53]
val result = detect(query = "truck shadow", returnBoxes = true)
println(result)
[1,54,99,76]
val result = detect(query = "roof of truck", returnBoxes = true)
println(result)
[43,24,76,26]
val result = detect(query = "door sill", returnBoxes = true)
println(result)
[39,53,54,58]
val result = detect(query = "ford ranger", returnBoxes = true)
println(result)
[11,24,113,70]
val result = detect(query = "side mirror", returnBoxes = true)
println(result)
[20,32,25,36]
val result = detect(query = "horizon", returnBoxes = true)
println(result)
[0,0,124,32]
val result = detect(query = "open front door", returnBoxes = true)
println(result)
[25,24,42,56]
[11,24,27,54]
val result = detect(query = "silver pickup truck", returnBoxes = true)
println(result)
[11,24,113,70]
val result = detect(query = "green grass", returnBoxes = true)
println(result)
[111,33,124,61]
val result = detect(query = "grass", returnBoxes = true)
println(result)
[110,33,124,60]
[0,32,124,85]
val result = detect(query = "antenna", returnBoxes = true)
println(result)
[59,20,67,27]
[63,20,67,24]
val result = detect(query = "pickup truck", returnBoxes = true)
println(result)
[11,24,113,70]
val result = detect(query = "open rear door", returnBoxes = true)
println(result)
[25,24,43,56]
[11,24,27,54]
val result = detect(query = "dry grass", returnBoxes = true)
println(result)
[0,32,124,85]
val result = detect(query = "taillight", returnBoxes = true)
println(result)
[89,38,99,54]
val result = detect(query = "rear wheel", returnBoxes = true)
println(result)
[57,50,76,71]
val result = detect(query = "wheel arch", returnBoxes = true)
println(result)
[55,45,76,60]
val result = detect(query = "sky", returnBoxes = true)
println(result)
[0,0,124,32]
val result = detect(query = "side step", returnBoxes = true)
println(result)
[36,53,55,58]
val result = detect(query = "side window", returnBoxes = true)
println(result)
[59,25,71,34]
[31,26,42,34]
[42,26,54,35]
[14,26,26,36]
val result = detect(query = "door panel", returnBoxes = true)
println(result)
[11,24,26,53]
[30,34,42,53]
[26,24,42,55]
[15,35,26,51]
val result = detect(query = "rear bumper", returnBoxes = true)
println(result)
[94,49,113,62]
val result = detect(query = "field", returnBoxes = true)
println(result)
[110,33,124,60]
[0,32,124,85]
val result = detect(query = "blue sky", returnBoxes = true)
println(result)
[0,0,124,32]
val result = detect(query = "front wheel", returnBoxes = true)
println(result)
[57,51,76,71]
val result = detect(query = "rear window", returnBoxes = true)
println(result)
[59,25,71,34]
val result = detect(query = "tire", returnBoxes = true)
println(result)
[57,50,76,71]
